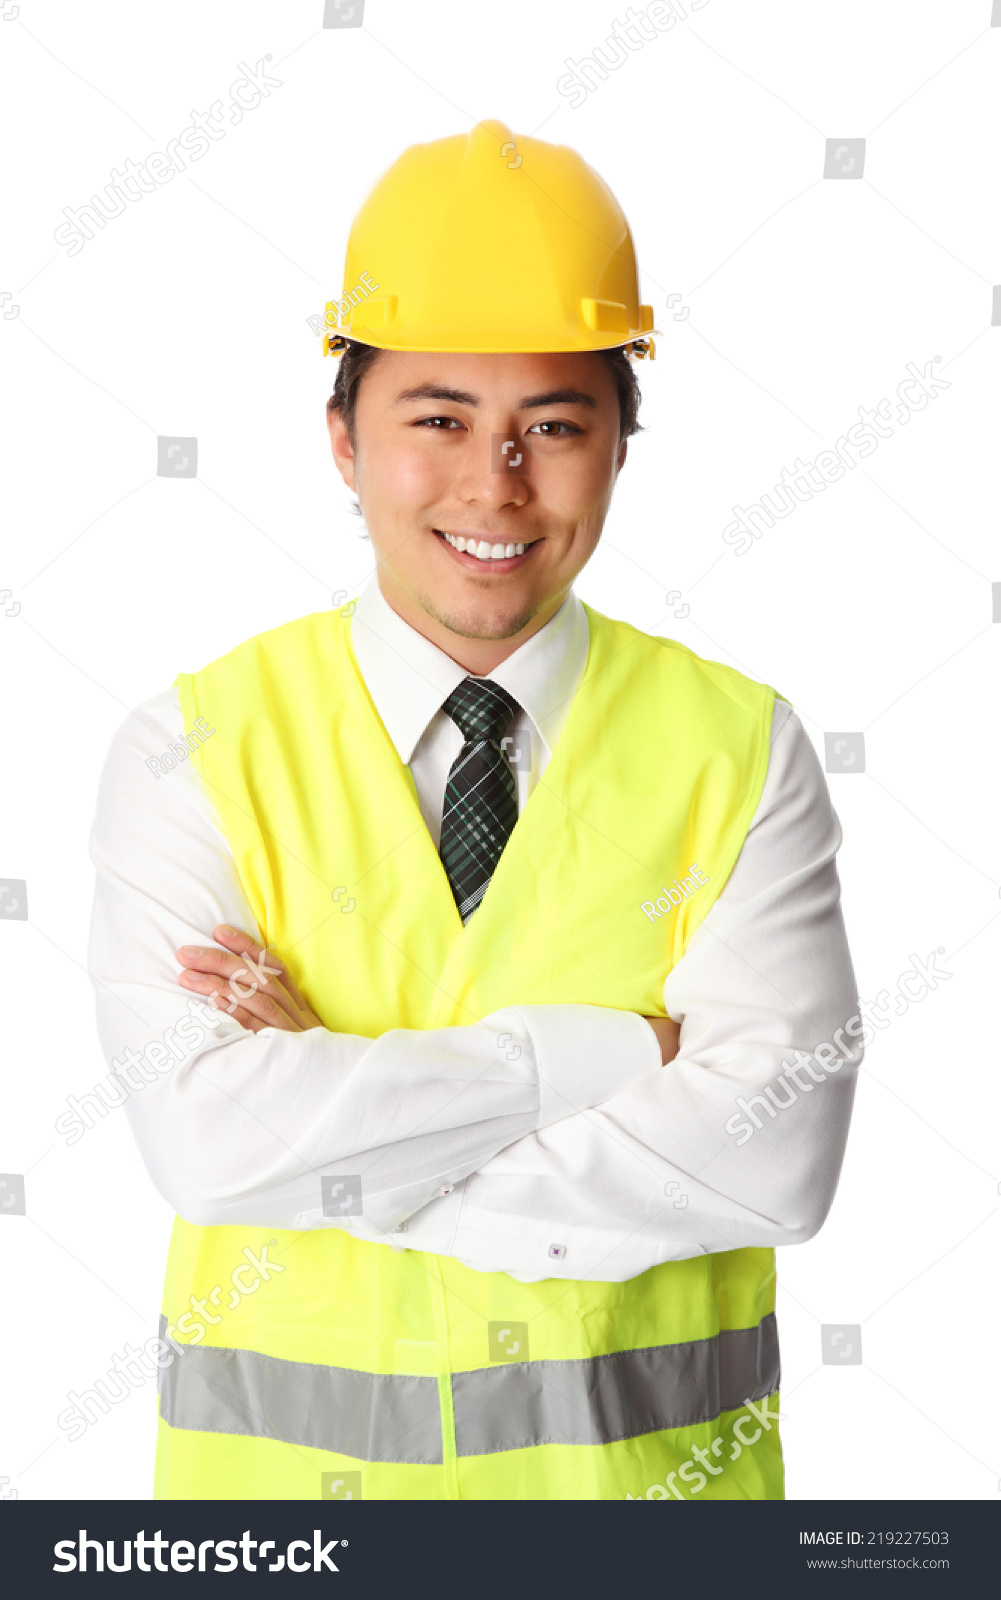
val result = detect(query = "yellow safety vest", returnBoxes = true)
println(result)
[159,599,787,1500]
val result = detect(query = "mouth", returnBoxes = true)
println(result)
[433,529,542,572]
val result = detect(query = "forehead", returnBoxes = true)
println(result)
[360,348,619,408]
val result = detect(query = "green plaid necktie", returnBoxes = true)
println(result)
[439,676,521,923]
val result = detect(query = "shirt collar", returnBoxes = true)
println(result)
[349,573,590,765]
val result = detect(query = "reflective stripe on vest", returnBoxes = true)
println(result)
[158,1315,779,1463]
[164,600,787,1500]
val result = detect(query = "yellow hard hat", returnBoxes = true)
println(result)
[323,118,655,358]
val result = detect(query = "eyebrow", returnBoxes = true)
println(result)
[394,383,598,410]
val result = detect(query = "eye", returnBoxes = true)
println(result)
[527,420,583,437]
[412,415,466,430]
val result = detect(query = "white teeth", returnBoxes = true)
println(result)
[441,531,530,560]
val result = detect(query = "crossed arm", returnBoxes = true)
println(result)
[87,689,860,1282]
[174,923,681,1067]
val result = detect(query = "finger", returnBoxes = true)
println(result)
[175,943,247,977]
[178,927,276,982]
[176,930,316,1028]
[260,950,313,1016]
[212,924,271,963]
[213,925,316,1019]
[180,969,300,1030]
[179,965,302,1029]
[209,990,285,1035]
[207,990,260,1031]
[211,926,300,1006]
[176,936,298,1020]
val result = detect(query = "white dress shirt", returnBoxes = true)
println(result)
[86,576,860,1282]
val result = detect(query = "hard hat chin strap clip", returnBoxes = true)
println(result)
[322,333,349,358]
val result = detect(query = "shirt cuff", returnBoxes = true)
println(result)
[452,1204,704,1282]
[521,1003,662,1131]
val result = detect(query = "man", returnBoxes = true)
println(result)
[88,119,860,1501]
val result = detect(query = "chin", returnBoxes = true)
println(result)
[433,594,539,643]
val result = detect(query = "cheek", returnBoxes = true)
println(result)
[540,451,615,523]
[368,437,446,509]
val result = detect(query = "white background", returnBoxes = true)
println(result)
[0,0,999,1501]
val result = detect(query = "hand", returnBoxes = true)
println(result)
[642,1014,682,1066]
[176,924,324,1034]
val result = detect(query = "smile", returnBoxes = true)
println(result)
[435,529,540,567]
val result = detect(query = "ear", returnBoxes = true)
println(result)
[327,402,357,492]
[616,437,628,474]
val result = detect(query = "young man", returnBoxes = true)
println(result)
[88,120,860,1501]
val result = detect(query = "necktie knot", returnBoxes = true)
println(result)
[441,677,519,747]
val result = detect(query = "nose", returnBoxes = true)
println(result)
[456,428,532,510]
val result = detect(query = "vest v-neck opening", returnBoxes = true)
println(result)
[342,604,598,953]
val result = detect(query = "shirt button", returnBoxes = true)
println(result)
[436,1184,454,1198]
[548,1243,567,1261]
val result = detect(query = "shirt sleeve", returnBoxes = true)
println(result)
[401,700,863,1282]
[86,690,661,1235]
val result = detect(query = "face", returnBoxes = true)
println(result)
[327,350,628,672]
